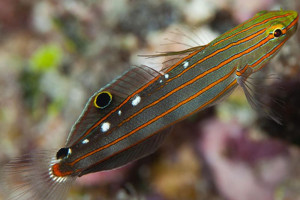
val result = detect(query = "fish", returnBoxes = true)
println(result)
[1,10,298,200]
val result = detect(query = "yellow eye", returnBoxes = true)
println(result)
[268,23,286,38]
[94,91,112,109]
[273,29,282,37]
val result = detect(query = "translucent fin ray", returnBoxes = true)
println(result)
[140,45,207,73]
[140,45,206,58]
[0,150,76,200]
[237,72,283,124]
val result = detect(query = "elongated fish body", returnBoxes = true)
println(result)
[1,10,298,200]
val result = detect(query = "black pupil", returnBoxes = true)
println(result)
[96,92,111,108]
[56,148,69,159]
[274,29,282,37]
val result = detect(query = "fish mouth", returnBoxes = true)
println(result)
[286,11,299,33]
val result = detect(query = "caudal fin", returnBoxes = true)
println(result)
[0,151,76,200]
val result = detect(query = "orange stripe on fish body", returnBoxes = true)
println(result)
[1,10,298,200]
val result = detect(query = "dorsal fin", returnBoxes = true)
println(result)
[141,45,207,73]
[66,65,161,146]
[142,45,207,58]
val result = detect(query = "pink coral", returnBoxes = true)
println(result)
[198,119,289,200]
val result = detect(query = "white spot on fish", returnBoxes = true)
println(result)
[82,139,89,144]
[118,110,122,116]
[164,74,169,79]
[132,95,141,106]
[101,122,111,132]
[183,61,189,68]
[159,79,163,83]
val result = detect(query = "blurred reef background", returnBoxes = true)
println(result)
[0,0,300,200]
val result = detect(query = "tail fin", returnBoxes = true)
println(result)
[0,150,76,200]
